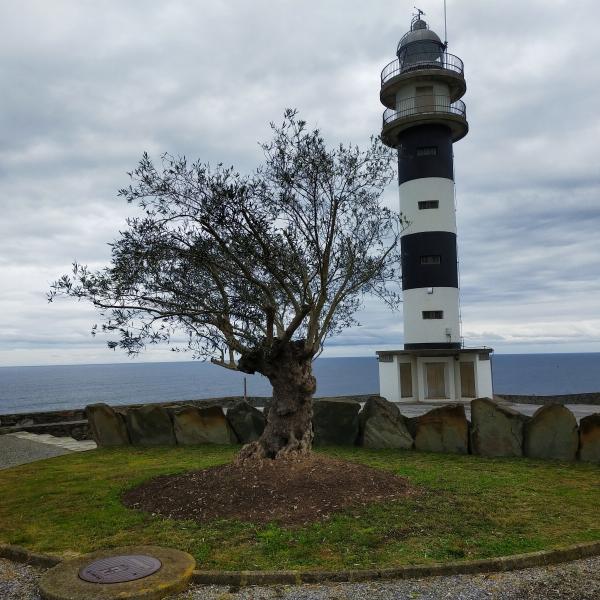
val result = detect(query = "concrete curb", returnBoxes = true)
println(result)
[0,544,61,569]
[191,540,600,586]
[2,540,600,586]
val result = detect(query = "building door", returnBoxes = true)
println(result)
[460,362,476,398]
[425,362,447,399]
[400,363,413,398]
[415,85,434,113]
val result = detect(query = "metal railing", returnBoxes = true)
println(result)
[383,96,466,126]
[381,52,464,85]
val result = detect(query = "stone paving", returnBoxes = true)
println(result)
[7,431,97,452]
[0,432,96,470]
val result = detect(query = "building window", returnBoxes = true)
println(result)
[423,310,444,319]
[378,354,393,363]
[418,200,439,210]
[416,146,438,157]
[420,255,441,265]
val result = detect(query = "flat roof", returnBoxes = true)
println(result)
[376,347,493,358]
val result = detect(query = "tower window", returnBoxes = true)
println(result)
[420,255,441,265]
[423,310,444,319]
[419,200,439,210]
[416,146,438,157]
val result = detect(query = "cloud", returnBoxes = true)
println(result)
[1,0,600,366]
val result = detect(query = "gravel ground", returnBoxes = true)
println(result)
[2,556,600,600]
[0,435,70,470]
[0,559,43,600]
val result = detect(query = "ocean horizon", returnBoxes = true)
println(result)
[1,353,600,415]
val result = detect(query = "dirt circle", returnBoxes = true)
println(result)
[122,455,414,526]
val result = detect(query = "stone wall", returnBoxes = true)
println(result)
[0,395,372,441]
[496,393,600,405]
[84,396,600,464]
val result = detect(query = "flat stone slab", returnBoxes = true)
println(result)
[470,397,528,458]
[413,404,468,454]
[125,406,176,447]
[171,405,237,445]
[524,404,579,461]
[38,545,195,600]
[86,403,130,447]
[579,413,600,463]
[226,400,265,443]
[358,396,413,449]
[312,399,360,446]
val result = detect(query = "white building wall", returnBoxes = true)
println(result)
[395,81,451,110]
[403,287,461,346]
[378,356,400,402]
[475,355,494,398]
[399,178,456,235]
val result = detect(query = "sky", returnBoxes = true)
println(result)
[1,0,600,367]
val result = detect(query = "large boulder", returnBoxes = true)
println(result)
[413,404,468,454]
[579,413,600,463]
[226,401,265,443]
[171,405,238,446]
[125,404,176,446]
[85,403,129,447]
[470,397,528,457]
[524,404,578,461]
[312,398,360,446]
[358,396,413,450]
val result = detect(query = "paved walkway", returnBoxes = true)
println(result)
[0,433,96,470]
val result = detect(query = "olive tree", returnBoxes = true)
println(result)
[50,111,403,460]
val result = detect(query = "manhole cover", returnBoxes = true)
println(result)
[78,555,162,584]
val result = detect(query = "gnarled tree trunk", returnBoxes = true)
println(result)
[237,339,316,461]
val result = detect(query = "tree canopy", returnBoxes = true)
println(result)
[50,110,404,458]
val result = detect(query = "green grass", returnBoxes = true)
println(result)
[0,446,598,571]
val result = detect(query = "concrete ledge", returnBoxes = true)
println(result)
[2,540,600,587]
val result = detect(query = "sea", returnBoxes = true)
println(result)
[1,354,600,415]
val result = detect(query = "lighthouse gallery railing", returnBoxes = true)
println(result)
[381,52,464,85]
[383,96,466,126]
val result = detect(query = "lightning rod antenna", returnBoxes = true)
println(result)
[444,0,448,48]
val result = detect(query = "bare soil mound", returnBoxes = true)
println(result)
[122,454,414,526]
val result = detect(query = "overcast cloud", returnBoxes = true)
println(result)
[1,0,599,366]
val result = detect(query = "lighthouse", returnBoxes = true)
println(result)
[377,11,494,403]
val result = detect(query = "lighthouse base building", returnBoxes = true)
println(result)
[377,348,493,403]
[376,14,493,403]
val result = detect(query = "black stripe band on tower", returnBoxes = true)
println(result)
[401,231,458,290]
[404,342,462,350]
[397,124,454,184]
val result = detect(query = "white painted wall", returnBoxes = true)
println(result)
[399,177,456,234]
[395,81,451,108]
[403,287,460,346]
[475,355,494,398]
[378,356,400,402]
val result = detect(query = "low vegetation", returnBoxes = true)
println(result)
[0,446,598,571]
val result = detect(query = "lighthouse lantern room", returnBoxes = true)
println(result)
[376,11,494,403]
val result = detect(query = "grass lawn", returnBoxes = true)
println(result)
[0,446,598,571]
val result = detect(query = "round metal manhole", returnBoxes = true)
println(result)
[78,555,162,584]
